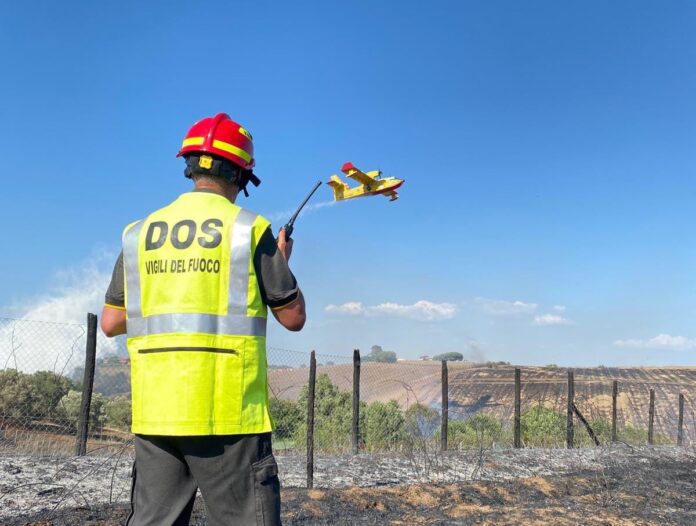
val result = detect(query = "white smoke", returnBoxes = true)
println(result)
[0,249,123,374]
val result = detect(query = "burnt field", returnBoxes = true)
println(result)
[269,363,696,442]
[3,446,695,525]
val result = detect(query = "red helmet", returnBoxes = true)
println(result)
[177,113,255,170]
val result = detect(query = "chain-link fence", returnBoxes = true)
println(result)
[2,315,695,478]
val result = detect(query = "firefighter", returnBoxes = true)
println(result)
[101,113,305,525]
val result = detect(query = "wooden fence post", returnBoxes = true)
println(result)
[677,393,684,447]
[648,389,655,445]
[611,380,618,442]
[514,368,521,448]
[352,349,360,455]
[306,351,316,489]
[75,313,97,456]
[441,360,448,452]
[566,369,574,449]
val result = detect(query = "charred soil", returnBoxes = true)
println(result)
[6,453,695,526]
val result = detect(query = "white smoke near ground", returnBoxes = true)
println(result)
[0,249,123,374]
[325,300,458,322]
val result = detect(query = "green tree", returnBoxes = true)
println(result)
[296,374,364,450]
[520,406,565,447]
[269,397,303,441]
[0,370,34,419]
[29,371,74,419]
[447,413,505,449]
[364,400,406,449]
[432,352,464,362]
[404,403,440,440]
[363,345,397,363]
[104,396,132,429]
[58,390,107,431]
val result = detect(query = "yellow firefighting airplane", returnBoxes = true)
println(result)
[327,162,404,202]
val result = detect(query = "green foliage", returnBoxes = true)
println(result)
[447,413,506,449]
[269,397,303,440]
[364,400,406,449]
[296,374,358,450]
[104,396,132,429]
[521,406,566,447]
[0,370,34,419]
[0,370,75,420]
[363,345,397,363]
[58,390,107,429]
[432,352,464,362]
[404,403,440,440]
[29,371,74,418]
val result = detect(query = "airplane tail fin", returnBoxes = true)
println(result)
[327,175,349,200]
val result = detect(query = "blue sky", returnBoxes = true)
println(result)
[1,1,696,366]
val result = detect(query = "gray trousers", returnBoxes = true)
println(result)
[126,433,281,526]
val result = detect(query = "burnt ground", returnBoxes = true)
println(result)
[2,446,695,525]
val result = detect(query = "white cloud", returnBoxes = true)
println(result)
[614,334,696,351]
[325,300,457,322]
[534,314,573,326]
[552,305,566,312]
[325,302,365,315]
[475,297,538,316]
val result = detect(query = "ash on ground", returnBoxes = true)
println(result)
[1,445,694,525]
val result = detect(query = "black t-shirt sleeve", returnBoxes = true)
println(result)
[104,251,125,309]
[254,227,299,309]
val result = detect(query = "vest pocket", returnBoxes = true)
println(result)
[133,337,246,432]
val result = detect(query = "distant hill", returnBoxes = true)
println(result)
[268,362,696,443]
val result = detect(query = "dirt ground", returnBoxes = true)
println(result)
[5,452,695,526]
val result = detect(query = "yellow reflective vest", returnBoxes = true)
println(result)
[123,191,273,435]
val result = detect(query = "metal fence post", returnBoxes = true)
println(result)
[677,393,684,446]
[611,380,618,442]
[441,360,448,452]
[306,351,316,489]
[648,389,655,445]
[352,349,361,455]
[75,313,97,456]
[514,368,521,448]
[566,369,574,449]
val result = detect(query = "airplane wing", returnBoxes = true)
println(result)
[341,162,376,186]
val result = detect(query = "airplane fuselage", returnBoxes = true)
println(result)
[340,177,404,200]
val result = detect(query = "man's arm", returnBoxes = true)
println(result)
[101,305,127,336]
[102,252,127,337]
[256,227,306,331]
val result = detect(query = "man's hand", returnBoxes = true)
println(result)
[277,227,293,261]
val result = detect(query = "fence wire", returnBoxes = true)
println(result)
[1,316,694,473]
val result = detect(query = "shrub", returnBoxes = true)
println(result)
[521,406,565,447]
[104,396,131,429]
[404,403,440,440]
[269,397,303,441]
[364,400,406,450]
[447,413,505,449]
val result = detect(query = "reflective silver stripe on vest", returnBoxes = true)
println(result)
[123,207,263,338]
[228,209,258,315]
[123,220,145,318]
[127,313,266,338]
